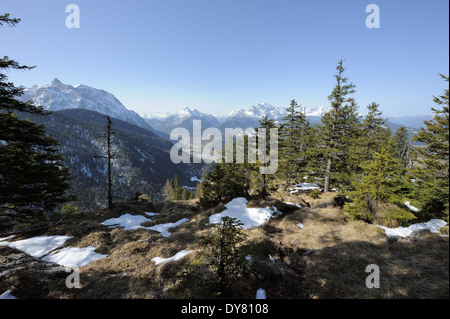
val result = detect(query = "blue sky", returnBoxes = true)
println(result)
[1,0,449,116]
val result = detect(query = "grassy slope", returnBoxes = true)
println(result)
[1,192,448,299]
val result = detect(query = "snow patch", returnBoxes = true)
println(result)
[377,219,447,238]
[404,201,420,213]
[284,202,302,208]
[0,235,73,258]
[208,197,273,229]
[0,290,17,299]
[151,250,196,266]
[102,213,152,230]
[256,288,266,299]
[43,246,108,268]
[0,235,15,242]
[146,218,190,237]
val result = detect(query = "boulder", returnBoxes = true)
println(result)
[250,260,282,279]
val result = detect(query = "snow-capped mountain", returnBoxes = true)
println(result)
[304,105,331,117]
[18,79,153,132]
[226,103,288,121]
[151,107,220,135]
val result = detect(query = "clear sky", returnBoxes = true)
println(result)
[1,0,449,116]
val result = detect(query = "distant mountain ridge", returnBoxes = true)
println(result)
[17,79,166,138]
[19,108,201,210]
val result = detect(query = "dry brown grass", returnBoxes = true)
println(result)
[2,194,448,299]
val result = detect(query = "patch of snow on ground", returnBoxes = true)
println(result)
[146,218,189,237]
[102,213,152,230]
[0,290,17,299]
[102,213,189,237]
[43,246,108,268]
[208,197,273,229]
[0,235,73,258]
[151,250,196,266]
[377,219,447,238]
[0,235,15,242]
[269,254,275,263]
[144,212,159,217]
[271,206,283,218]
[404,201,420,213]
[284,202,302,208]
[287,182,321,194]
[256,288,266,299]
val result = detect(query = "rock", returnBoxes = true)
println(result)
[387,228,432,243]
[303,248,323,256]
[250,260,282,279]
[407,228,432,241]
[0,246,67,298]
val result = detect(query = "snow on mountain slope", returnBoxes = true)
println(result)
[226,103,288,120]
[18,79,152,131]
[152,107,220,134]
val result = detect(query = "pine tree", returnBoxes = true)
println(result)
[0,14,73,225]
[279,99,310,185]
[360,102,390,160]
[318,59,360,192]
[412,74,449,220]
[199,164,228,207]
[344,146,416,225]
[181,187,189,200]
[162,179,175,200]
[391,126,413,169]
[258,115,277,199]
[172,174,182,200]
[201,216,248,294]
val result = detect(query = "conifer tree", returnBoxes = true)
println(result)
[279,99,310,185]
[0,14,73,225]
[391,126,413,169]
[412,74,449,220]
[172,174,182,200]
[318,59,360,192]
[344,145,416,225]
[360,102,390,160]
[202,216,248,294]
[258,115,277,199]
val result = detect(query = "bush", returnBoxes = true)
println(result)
[60,203,79,216]
[309,189,321,199]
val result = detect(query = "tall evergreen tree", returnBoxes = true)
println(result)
[279,99,310,185]
[0,14,73,225]
[257,115,277,199]
[412,74,449,220]
[391,126,413,169]
[360,102,390,160]
[344,145,416,225]
[318,59,360,192]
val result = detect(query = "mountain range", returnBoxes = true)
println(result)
[16,79,431,209]
[19,79,431,136]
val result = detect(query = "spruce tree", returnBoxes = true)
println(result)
[391,126,413,169]
[360,102,390,160]
[344,146,416,225]
[258,115,277,199]
[0,14,73,225]
[412,74,449,220]
[279,99,310,185]
[318,59,360,192]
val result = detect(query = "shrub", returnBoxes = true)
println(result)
[309,189,321,199]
